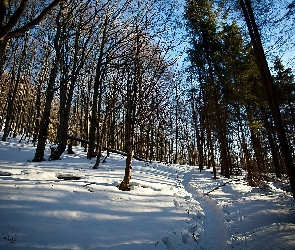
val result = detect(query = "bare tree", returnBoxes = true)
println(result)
[0,0,65,75]
[0,0,65,40]
[55,1,98,159]
[32,5,63,162]
[118,0,179,190]
[2,33,29,141]
[87,0,137,162]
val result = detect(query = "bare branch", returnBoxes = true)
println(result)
[0,0,66,40]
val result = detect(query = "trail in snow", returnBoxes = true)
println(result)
[1,138,294,249]
[182,169,228,250]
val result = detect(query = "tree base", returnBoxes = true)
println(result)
[67,142,74,154]
[32,157,45,162]
[118,181,130,191]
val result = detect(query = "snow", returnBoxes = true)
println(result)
[0,137,295,249]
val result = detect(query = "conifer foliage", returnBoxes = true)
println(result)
[185,0,295,197]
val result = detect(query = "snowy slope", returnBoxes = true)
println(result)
[0,137,294,249]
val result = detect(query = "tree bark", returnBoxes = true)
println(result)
[32,7,62,162]
[0,38,9,76]
[56,10,86,159]
[32,65,58,161]
[240,0,295,199]
[2,34,29,141]
[262,108,282,178]
[119,74,136,190]
[119,24,141,190]
[88,17,108,160]
[191,91,204,172]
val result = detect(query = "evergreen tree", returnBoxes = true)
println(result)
[185,0,231,178]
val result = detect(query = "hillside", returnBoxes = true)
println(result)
[0,138,294,249]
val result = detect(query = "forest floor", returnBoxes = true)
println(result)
[0,136,295,249]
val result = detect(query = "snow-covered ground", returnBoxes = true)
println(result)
[0,137,294,249]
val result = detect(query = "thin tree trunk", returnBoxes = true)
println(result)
[92,98,106,169]
[88,18,108,159]
[241,131,254,185]
[0,38,9,76]
[211,76,230,178]
[32,64,58,161]
[56,11,91,159]
[191,94,204,172]
[262,108,282,178]
[2,34,29,141]
[32,7,62,162]
[32,83,42,145]
[246,106,265,171]
[119,75,136,190]
[206,114,216,178]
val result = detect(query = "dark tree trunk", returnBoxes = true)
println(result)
[56,12,91,159]
[191,93,204,172]
[210,73,230,178]
[119,25,141,190]
[32,84,42,145]
[2,34,29,141]
[32,7,62,162]
[88,18,108,160]
[242,132,254,185]
[119,75,136,190]
[32,66,58,161]
[246,106,266,171]
[0,38,9,76]
[240,0,295,199]
[262,108,282,178]
[92,105,107,169]
[120,95,137,188]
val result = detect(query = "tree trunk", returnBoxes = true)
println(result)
[32,48,50,145]
[240,0,295,199]
[2,34,29,141]
[92,105,107,169]
[191,93,204,172]
[88,18,108,159]
[0,38,9,76]
[241,132,254,185]
[56,11,90,159]
[32,7,62,162]
[119,75,136,190]
[211,74,230,178]
[32,83,42,145]
[32,65,58,161]
[119,24,141,190]
[262,108,282,178]
[246,105,265,171]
